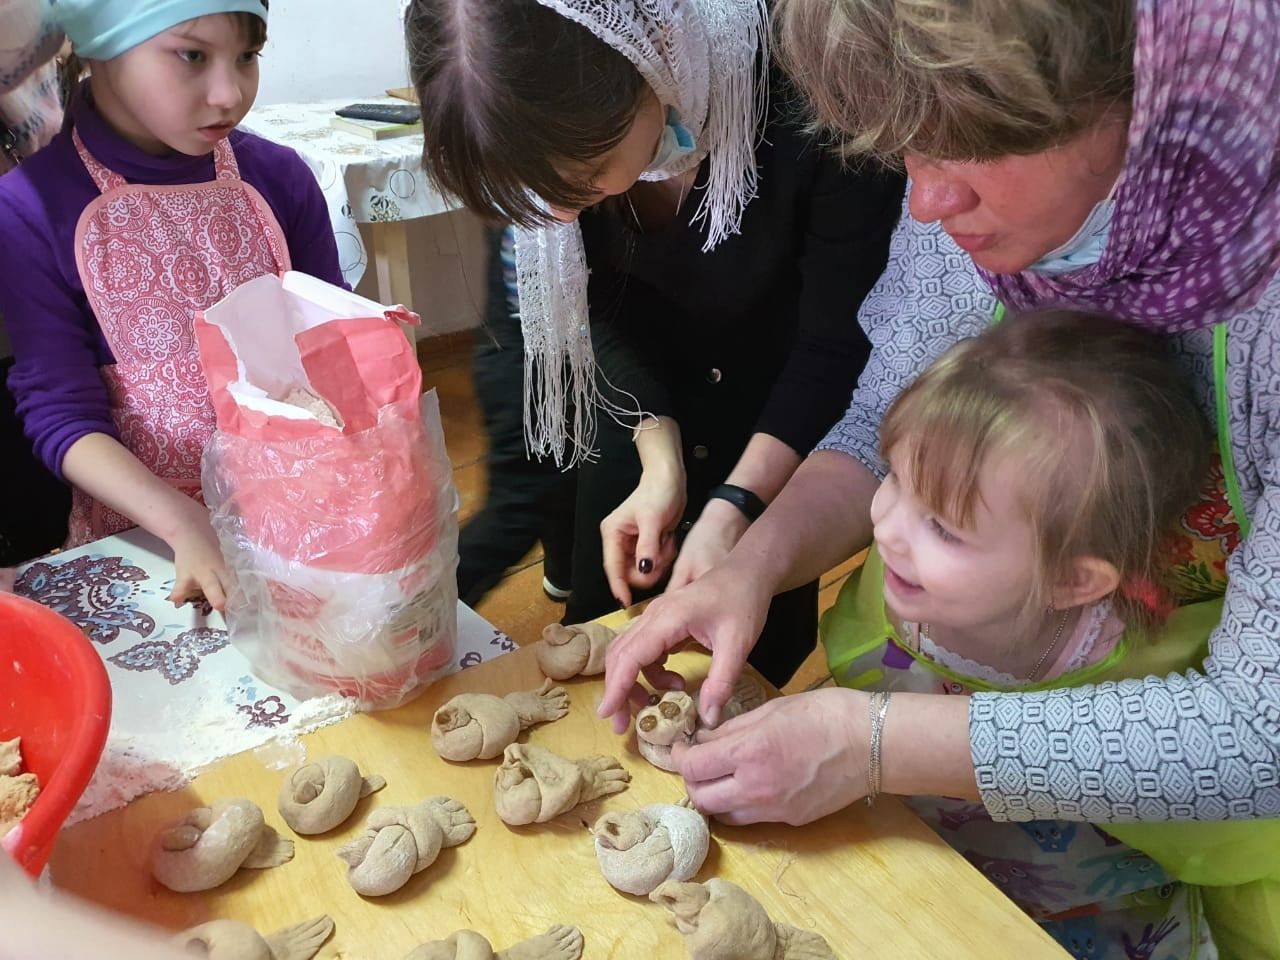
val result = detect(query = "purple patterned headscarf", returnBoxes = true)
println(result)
[982,0,1280,331]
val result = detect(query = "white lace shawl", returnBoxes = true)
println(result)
[516,0,768,465]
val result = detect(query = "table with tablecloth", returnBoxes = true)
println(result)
[240,96,460,307]
[13,527,510,824]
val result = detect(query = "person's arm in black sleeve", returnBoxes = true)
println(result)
[585,249,677,423]
[669,138,905,591]
[581,224,690,605]
[753,148,905,456]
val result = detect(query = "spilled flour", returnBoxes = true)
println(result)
[69,692,357,826]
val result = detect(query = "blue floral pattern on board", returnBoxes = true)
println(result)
[238,696,290,729]
[107,627,228,685]
[16,554,156,644]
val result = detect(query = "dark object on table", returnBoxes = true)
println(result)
[335,103,421,125]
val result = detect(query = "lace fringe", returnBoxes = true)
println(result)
[520,0,770,466]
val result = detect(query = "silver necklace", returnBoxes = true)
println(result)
[921,607,1072,683]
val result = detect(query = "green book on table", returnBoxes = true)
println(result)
[329,114,423,141]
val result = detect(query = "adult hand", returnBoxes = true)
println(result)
[600,467,686,608]
[0,567,14,593]
[672,687,871,825]
[667,498,750,591]
[168,508,228,612]
[597,560,771,733]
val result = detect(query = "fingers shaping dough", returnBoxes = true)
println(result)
[493,743,630,826]
[534,622,617,681]
[593,802,709,896]
[152,798,294,892]
[337,796,476,896]
[173,915,334,960]
[432,680,570,762]
[403,924,584,960]
[278,755,386,835]
[651,878,835,960]
[635,675,768,772]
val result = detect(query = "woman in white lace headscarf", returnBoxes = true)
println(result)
[411,0,769,467]
[405,0,904,686]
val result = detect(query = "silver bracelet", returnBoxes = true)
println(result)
[866,690,892,806]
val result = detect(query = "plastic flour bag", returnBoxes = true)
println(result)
[196,272,458,709]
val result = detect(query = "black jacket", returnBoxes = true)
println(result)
[579,78,905,490]
[563,75,905,676]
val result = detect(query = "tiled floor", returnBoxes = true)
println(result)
[422,335,860,695]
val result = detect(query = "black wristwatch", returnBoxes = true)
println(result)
[707,483,766,522]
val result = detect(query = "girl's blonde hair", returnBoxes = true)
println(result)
[880,312,1209,632]
[774,0,1133,161]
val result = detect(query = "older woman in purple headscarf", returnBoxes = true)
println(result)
[601,0,1280,952]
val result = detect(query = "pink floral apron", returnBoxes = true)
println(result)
[66,130,291,545]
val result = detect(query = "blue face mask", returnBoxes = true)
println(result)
[646,106,696,172]
[1028,195,1115,275]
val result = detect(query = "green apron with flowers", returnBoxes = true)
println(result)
[820,321,1277,960]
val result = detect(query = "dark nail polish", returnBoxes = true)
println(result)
[638,558,654,574]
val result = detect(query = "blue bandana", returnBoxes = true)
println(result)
[53,0,268,59]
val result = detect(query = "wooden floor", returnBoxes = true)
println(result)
[422,335,859,695]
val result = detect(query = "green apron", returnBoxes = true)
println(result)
[821,320,1277,960]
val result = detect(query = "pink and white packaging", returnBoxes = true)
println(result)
[196,272,459,709]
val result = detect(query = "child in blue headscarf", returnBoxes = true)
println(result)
[0,0,344,609]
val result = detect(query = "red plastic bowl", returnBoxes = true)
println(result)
[0,592,112,876]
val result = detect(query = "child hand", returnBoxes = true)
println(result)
[0,568,14,593]
[168,512,228,612]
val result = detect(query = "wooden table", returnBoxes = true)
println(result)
[240,98,462,310]
[49,614,1066,958]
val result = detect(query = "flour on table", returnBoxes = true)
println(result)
[69,693,357,825]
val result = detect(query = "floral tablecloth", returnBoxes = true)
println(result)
[240,97,459,288]
[14,528,511,824]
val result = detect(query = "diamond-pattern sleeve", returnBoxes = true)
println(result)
[972,293,1280,822]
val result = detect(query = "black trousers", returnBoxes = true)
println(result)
[456,230,576,608]
[0,357,71,565]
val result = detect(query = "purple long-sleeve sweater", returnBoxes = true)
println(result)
[0,89,345,477]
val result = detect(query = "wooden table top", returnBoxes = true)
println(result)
[50,615,1065,959]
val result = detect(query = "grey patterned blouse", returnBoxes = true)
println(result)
[817,198,1280,823]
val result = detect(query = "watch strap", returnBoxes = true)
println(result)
[707,483,766,522]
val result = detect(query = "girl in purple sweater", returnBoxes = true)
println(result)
[0,0,344,610]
